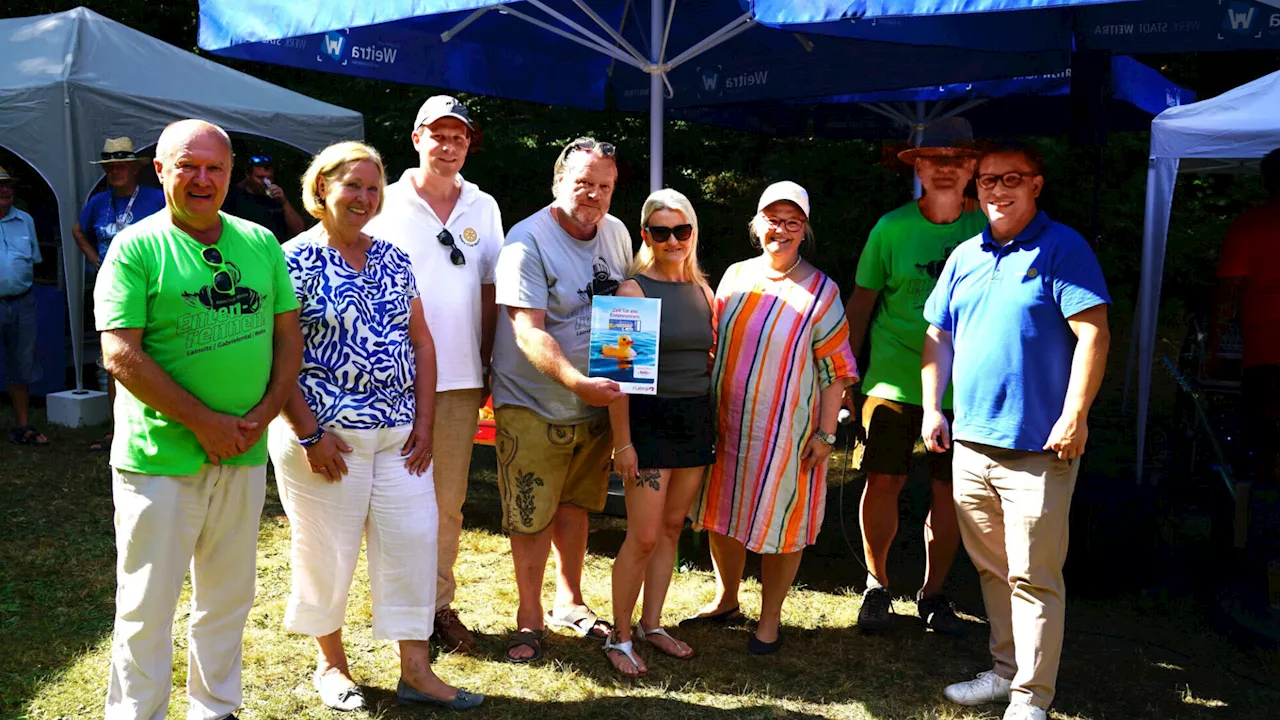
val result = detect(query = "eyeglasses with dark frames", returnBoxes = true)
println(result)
[645,224,693,243]
[760,214,806,233]
[437,229,466,266]
[200,246,236,294]
[976,171,1038,190]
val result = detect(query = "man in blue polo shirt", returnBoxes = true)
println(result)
[920,145,1111,720]
[0,165,49,446]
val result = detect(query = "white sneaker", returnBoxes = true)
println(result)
[943,669,1012,706]
[1003,701,1048,720]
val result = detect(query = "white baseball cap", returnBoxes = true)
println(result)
[414,95,474,131]
[757,181,810,218]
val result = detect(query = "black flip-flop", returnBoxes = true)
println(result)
[748,633,782,656]
[504,629,545,664]
[678,605,744,628]
[9,425,49,446]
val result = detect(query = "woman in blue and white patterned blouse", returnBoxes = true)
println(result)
[268,142,482,712]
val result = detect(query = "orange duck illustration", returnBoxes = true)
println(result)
[601,334,638,360]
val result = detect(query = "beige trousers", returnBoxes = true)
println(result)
[432,389,482,609]
[268,421,438,641]
[105,464,267,720]
[952,440,1080,711]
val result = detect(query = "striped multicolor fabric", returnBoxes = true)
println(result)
[692,261,858,554]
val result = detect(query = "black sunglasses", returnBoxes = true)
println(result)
[645,224,693,243]
[100,150,136,161]
[200,247,236,294]
[437,229,466,266]
[976,171,1037,190]
[249,154,273,167]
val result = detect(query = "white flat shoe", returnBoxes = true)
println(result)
[313,670,365,712]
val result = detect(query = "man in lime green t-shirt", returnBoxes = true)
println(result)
[844,118,986,636]
[94,119,302,720]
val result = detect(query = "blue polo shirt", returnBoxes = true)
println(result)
[923,211,1110,451]
[0,208,41,297]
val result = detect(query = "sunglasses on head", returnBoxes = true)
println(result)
[100,150,136,161]
[559,138,616,164]
[249,155,272,167]
[645,224,693,243]
[200,247,236,294]
[976,171,1037,190]
[437,229,466,266]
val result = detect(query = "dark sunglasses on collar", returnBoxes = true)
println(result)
[437,229,466,266]
[645,224,693,243]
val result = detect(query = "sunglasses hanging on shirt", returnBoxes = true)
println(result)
[437,229,466,266]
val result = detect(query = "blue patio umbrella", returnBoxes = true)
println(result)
[197,0,1134,189]
[760,0,1280,53]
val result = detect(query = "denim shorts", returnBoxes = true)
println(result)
[0,293,42,385]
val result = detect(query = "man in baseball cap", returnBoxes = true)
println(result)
[844,116,986,636]
[365,95,501,654]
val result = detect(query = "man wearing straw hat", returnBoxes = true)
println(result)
[74,137,166,270]
[844,117,985,636]
[0,165,49,446]
[73,137,166,452]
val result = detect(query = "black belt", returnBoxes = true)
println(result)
[0,287,32,302]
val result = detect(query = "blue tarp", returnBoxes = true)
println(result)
[669,55,1193,139]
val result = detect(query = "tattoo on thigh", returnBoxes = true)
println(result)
[636,469,661,491]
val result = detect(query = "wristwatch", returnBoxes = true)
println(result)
[814,429,837,447]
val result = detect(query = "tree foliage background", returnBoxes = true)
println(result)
[5,1,1280,323]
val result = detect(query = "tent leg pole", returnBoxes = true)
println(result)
[649,0,663,192]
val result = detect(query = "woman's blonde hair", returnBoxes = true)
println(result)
[300,141,387,220]
[631,188,709,293]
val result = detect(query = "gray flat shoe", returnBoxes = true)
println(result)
[396,679,484,710]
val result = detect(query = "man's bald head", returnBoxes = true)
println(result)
[154,119,234,231]
[155,119,232,165]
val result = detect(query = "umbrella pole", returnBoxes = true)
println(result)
[649,0,663,192]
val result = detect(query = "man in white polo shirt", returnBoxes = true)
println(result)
[365,95,503,653]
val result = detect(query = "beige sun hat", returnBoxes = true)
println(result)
[0,166,13,182]
[90,136,144,164]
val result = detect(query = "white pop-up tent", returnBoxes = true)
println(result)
[1135,68,1280,480]
[0,6,363,391]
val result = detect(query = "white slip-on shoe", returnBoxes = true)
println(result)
[943,669,1013,706]
[1003,700,1048,720]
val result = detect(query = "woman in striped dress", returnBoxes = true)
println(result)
[687,181,858,654]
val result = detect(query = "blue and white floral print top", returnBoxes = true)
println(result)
[283,234,420,429]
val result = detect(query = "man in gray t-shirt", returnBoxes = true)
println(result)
[491,138,631,663]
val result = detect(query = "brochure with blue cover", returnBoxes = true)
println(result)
[588,295,660,395]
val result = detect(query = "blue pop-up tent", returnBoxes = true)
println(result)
[197,0,1133,190]
[666,55,1191,143]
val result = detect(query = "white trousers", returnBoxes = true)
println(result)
[105,464,267,720]
[268,420,439,641]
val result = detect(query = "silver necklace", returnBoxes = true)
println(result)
[764,255,802,280]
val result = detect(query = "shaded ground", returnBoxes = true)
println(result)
[2,411,1277,719]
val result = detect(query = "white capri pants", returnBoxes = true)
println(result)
[268,420,438,641]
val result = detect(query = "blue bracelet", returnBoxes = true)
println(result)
[298,427,326,448]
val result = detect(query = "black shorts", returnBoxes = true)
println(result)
[1241,364,1280,482]
[852,395,953,481]
[629,393,716,470]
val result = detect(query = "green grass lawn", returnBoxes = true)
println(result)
[3,411,1277,719]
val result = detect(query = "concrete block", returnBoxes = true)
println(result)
[46,389,110,428]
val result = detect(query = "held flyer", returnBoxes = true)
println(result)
[588,296,660,395]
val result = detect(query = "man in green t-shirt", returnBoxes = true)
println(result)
[95,119,302,720]
[844,118,986,636]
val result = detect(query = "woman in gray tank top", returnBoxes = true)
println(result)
[603,189,715,677]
